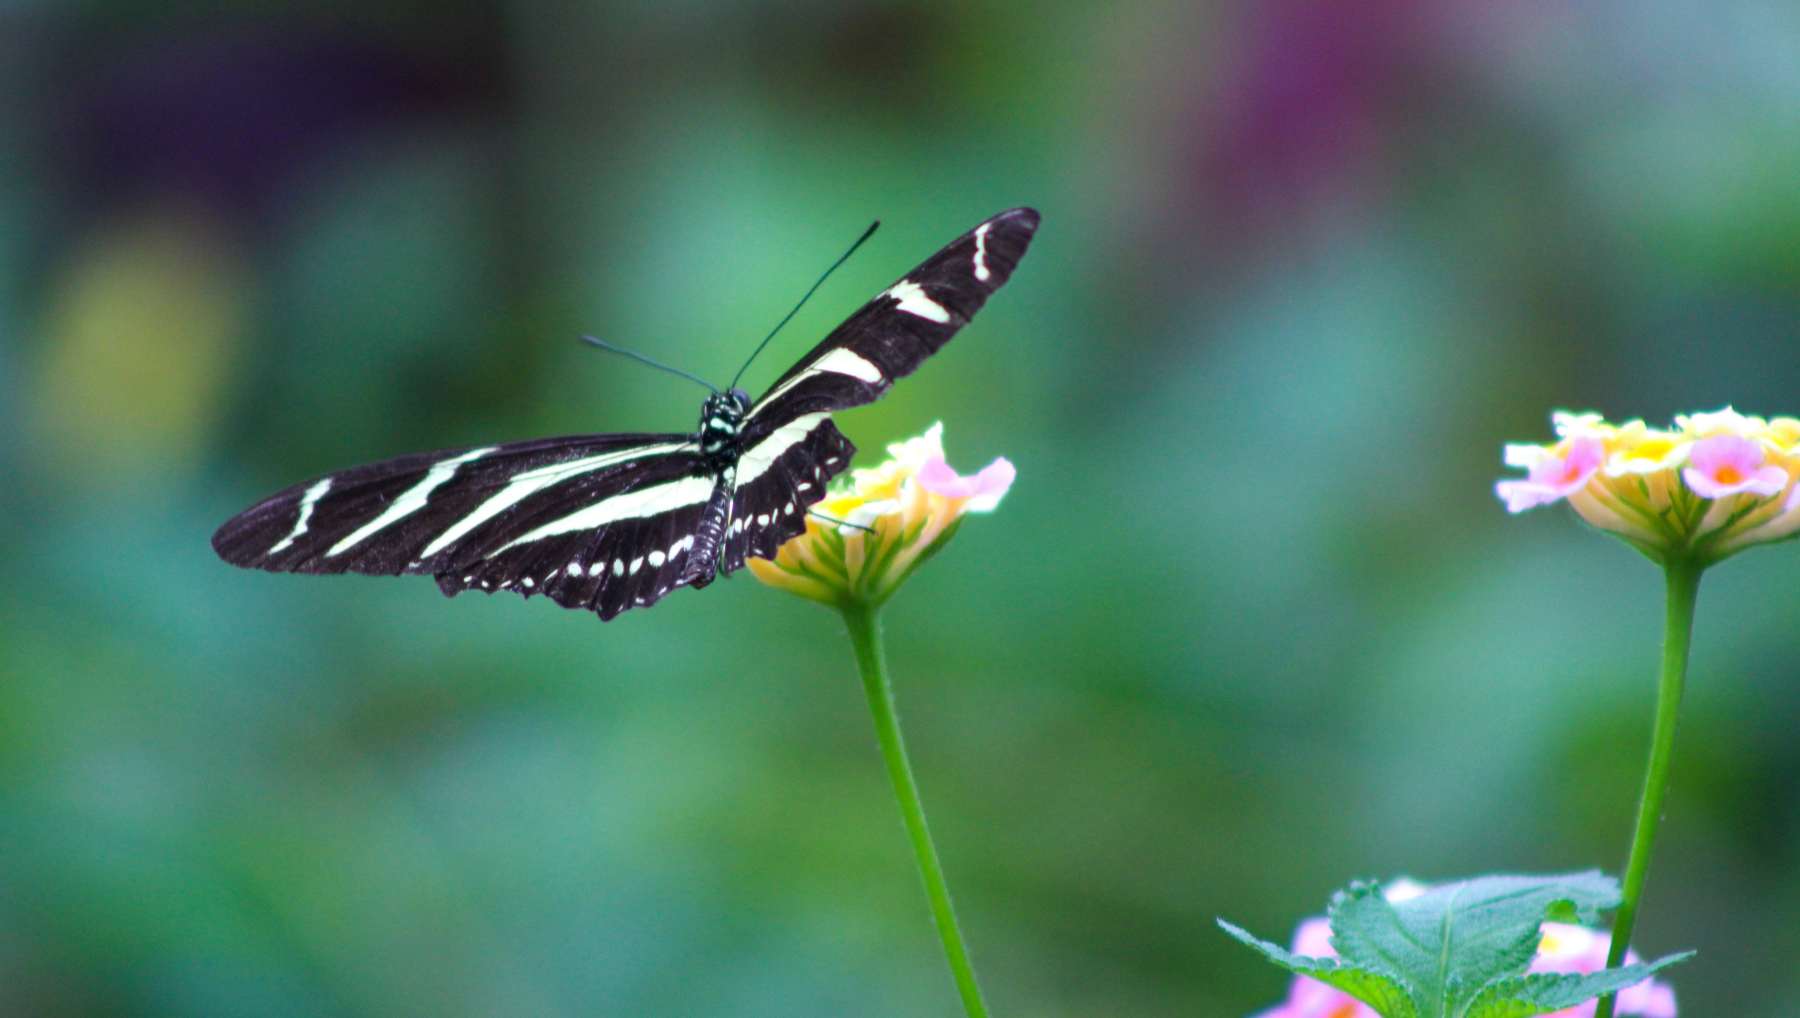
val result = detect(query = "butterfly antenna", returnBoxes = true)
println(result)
[581,335,720,394]
[729,219,880,390]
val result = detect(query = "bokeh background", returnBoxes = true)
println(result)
[4,2,1798,1015]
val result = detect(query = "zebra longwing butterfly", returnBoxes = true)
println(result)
[212,207,1040,620]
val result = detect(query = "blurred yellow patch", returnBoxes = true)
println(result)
[34,208,248,487]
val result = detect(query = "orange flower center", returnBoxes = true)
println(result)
[1716,465,1743,485]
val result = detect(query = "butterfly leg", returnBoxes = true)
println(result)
[806,509,873,533]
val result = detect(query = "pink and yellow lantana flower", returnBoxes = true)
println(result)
[1252,881,1677,1018]
[1496,407,1800,564]
[748,422,1014,607]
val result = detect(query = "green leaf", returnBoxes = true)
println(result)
[1326,872,1622,1015]
[1464,952,1694,1018]
[1219,872,1691,1018]
[1217,919,1417,1018]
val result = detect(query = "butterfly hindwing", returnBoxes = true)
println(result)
[444,476,719,619]
[741,206,1039,445]
[722,415,858,572]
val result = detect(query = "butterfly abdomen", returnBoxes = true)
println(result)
[681,475,735,588]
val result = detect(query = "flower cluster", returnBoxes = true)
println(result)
[1496,407,1800,564]
[748,423,1014,607]
[1252,881,1677,1018]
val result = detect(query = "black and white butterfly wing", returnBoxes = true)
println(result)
[723,206,1040,568]
[738,206,1040,451]
[721,413,858,571]
[210,433,721,618]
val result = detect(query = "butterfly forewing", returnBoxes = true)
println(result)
[741,206,1039,446]
[212,433,708,579]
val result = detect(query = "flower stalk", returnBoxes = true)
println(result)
[841,602,990,1018]
[1594,558,1700,1018]
[750,422,1014,1016]
[1490,407,1800,1017]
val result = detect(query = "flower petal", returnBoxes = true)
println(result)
[1682,435,1788,498]
[1496,437,1602,513]
[919,454,1016,511]
[1497,479,1569,513]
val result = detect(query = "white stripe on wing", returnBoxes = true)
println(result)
[327,447,496,557]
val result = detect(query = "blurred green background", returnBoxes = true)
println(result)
[4,2,1798,1015]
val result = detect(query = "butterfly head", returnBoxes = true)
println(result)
[698,388,753,464]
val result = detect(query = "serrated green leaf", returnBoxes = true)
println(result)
[1465,951,1694,1018]
[1218,919,1418,1018]
[1221,875,1691,1018]
[1324,872,1622,1017]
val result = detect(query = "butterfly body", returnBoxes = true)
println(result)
[213,207,1039,620]
[696,388,753,468]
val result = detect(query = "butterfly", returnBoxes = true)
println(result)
[211,207,1040,620]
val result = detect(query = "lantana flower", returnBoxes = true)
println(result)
[1497,407,1792,1016]
[1496,407,1800,564]
[1251,884,1678,1018]
[749,421,1014,608]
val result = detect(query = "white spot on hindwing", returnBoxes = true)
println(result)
[267,477,333,556]
[612,559,625,577]
[884,280,951,323]
[629,557,644,575]
[648,550,665,567]
[972,222,992,282]
[588,562,604,577]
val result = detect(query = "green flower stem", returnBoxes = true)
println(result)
[839,601,990,1018]
[1595,558,1701,1018]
